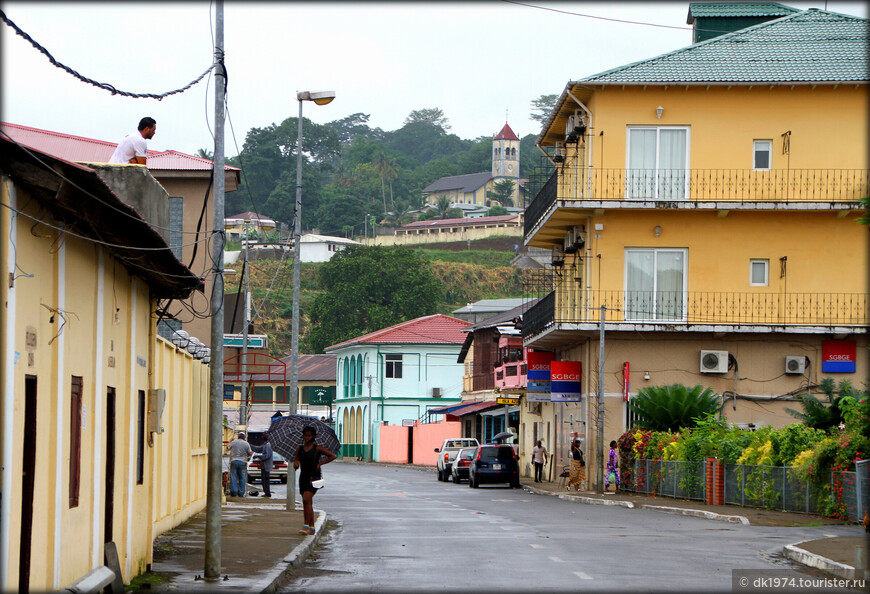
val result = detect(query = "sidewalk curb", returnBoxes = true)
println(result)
[641,505,750,525]
[524,484,634,508]
[783,541,866,580]
[255,510,327,594]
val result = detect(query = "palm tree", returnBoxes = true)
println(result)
[435,195,454,219]
[372,153,398,210]
[628,384,721,431]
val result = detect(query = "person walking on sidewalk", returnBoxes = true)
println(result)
[294,426,336,535]
[605,440,620,492]
[227,432,253,497]
[251,433,274,498]
[532,440,548,483]
[567,439,586,491]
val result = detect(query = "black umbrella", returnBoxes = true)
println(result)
[268,414,341,461]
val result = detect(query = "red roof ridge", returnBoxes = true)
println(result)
[494,122,519,141]
[326,314,471,351]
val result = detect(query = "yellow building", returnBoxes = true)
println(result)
[521,6,868,490]
[0,138,211,590]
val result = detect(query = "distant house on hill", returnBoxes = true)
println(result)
[225,211,277,239]
[300,233,360,262]
[394,214,522,238]
[422,122,525,210]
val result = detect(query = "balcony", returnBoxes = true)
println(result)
[523,289,868,342]
[494,361,527,390]
[525,168,868,236]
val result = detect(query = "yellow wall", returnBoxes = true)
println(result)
[587,85,868,171]
[1,178,210,590]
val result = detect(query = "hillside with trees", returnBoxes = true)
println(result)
[224,107,551,238]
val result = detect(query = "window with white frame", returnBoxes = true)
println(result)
[753,140,772,170]
[750,259,769,286]
[624,248,687,321]
[385,354,403,379]
[626,127,690,200]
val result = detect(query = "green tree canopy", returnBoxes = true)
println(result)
[403,107,451,131]
[530,93,558,124]
[306,245,442,353]
[489,179,516,206]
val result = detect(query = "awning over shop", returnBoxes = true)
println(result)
[447,400,501,417]
[479,405,520,416]
[427,403,468,415]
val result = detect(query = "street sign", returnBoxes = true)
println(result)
[496,397,519,405]
[223,334,268,349]
[303,386,335,406]
[402,419,415,427]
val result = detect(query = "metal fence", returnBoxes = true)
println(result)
[626,459,707,501]
[624,459,864,522]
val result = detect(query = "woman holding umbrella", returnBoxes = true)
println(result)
[294,425,336,535]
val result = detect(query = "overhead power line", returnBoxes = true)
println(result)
[501,0,692,31]
[0,9,214,100]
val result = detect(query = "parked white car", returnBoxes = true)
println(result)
[434,438,479,481]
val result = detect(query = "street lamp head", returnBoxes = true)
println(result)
[297,90,336,106]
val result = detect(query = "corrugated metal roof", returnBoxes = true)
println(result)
[246,354,337,382]
[300,233,360,245]
[0,122,239,171]
[494,122,519,141]
[422,171,492,194]
[399,214,519,229]
[688,2,799,21]
[227,211,273,221]
[0,137,201,299]
[325,314,471,351]
[582,9,869,84]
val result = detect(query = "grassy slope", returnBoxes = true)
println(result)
[235,238,531,355]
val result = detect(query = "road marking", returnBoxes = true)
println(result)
[574,572,593,580]
[549,556,565,563]
[530,544,544,549]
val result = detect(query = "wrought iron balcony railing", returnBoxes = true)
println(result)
[522,289,868,338]
[525,167,868,234]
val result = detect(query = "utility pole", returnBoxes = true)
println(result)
[204,0,225,579]
[239,219,249,427]
[367,375,373,461]
[597,304,605,495]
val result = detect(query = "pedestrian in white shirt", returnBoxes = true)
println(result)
[109,117,156,164]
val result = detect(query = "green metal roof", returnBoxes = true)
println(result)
[582,9,869,84]
[687,2,800,22]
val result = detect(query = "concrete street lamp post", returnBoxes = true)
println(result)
[287,90,335,512]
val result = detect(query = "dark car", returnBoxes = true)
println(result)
[468,444,520,488]
[451,447,476,483]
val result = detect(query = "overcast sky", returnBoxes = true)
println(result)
[2,1,866,156]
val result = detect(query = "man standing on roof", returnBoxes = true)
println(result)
[109,117,156,164]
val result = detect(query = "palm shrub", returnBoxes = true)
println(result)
[628,384,721,432]
[786,378,849,430]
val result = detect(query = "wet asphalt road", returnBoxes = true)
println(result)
[277,461,856,592]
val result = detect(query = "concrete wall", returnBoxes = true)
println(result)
[411,420,461,466]
[362,225,522,247]
[379,425,410,463]
[91,165,170,244]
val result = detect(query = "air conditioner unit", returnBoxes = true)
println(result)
[432,387,443,398]
[565,117,579,143]
[563,228,578,254]
[572,225,586,248]
[553,142,565,163]
[699,350,729,374]
[785,356,806,375]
